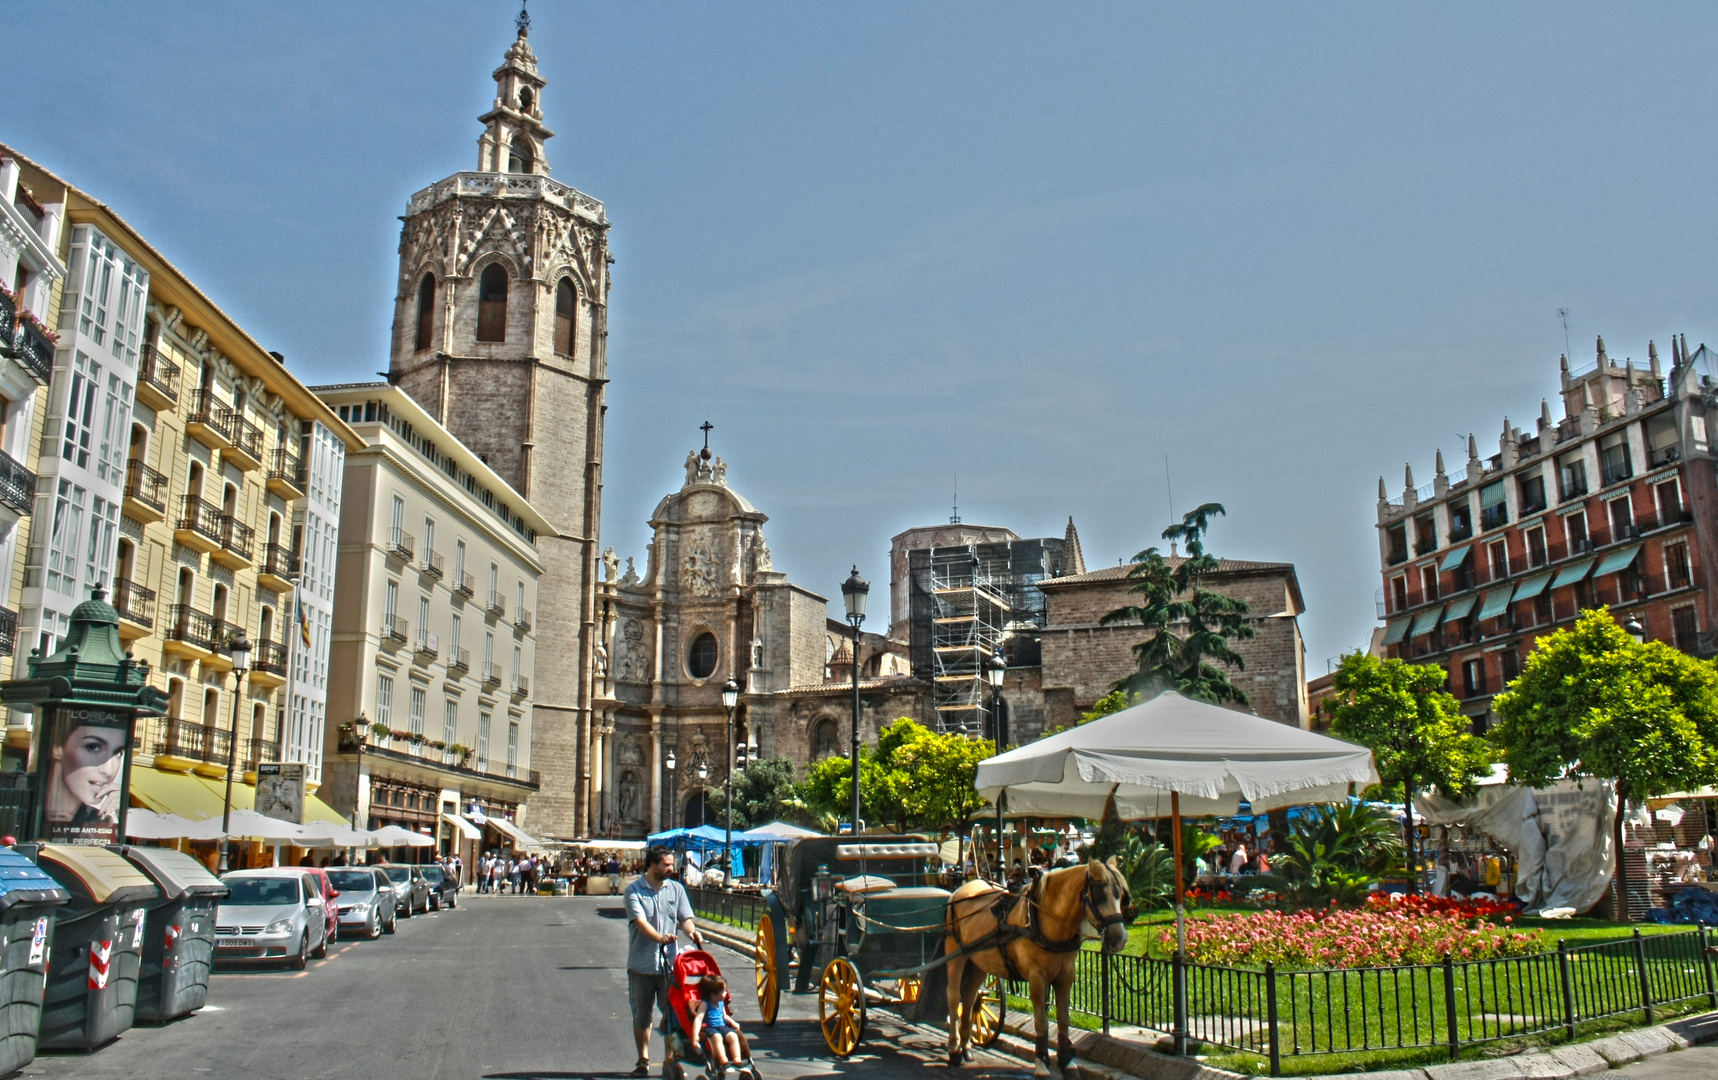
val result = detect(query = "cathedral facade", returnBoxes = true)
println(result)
[388,20,607,838]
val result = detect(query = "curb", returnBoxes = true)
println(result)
[693,919,1718,1079]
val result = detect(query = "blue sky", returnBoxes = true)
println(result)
[8,2,1717,669]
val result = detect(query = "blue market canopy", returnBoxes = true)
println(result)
[647,824,771,850]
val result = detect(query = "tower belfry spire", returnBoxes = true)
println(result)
[477,5,554,175]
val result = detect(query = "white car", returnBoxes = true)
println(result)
[215,869,331,969]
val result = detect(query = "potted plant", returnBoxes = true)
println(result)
[370,721,391,741]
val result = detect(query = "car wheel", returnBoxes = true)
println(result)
[383,911,396,935]
[430,894,441,911]
[289,932,308,970]
[449,893,457,909]
[400,901,412,919]
[312,927,329,959]
[368,911,382,940]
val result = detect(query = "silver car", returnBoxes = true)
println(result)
[326,867,397,938]
[378,864,430,917]
[215,870,330,969]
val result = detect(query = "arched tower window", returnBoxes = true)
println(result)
[415,274,436,351]
[477,265,508,342]
[554,279,576,356]
[519,87,534,113]
[508,137,534,174]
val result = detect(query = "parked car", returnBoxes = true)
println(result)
[215,869,331,970]
[326,866,397,938]
[420,865,459,910]
[379,864,430,917]
[298,865,342,942]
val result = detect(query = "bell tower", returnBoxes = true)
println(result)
[387,7,610,839]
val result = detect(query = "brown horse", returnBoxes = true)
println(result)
[944,859,1130,1075]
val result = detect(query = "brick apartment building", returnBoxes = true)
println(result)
[1375,336,1718,728]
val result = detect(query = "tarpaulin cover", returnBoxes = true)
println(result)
[1551,558,1597,589]
[1442,595,1477,624]
[1382,617,1411,645]
[1512,571,1554,600]
[1410,605,1445,636]
[1439,546,1471,573]
[1476,588,1515,621]
[1592,543,1643,578]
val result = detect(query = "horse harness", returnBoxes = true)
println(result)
[948,872,1126,983]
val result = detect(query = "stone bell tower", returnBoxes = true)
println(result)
[387,7,611,838]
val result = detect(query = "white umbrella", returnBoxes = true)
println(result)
[297,821,378,849]
[373,824,435,848]
[126,808,227,842]
[739,820,820,840]
[222,809,309,843]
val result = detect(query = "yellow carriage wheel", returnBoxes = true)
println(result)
[818,957,867,1058]
[969,974,1006,1049]
[896,975,922,1004]
[754,913,780,1026]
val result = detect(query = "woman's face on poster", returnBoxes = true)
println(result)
[50,725,126,818]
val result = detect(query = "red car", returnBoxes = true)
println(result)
[297,866,342,942]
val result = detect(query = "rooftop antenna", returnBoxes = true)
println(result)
[1558,307,1572,364]
[699,420,713,461]
[1165,455,1178,556]
[516,0,530,36]
[951,471,960,524]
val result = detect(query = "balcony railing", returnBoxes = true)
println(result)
[511,674,530,697]
[388,528,415,560]
[166,605,229,653]
[230,412,264,461]
[0,606,14,657]
[269,448,305,490]
[487,592,506,618]
[1386,549,1407,566]
[155,717,231,766]
[513,607,531,632]
[125,460,168,515]
[254,638,289,677]
[10,320,54,385]
[423,549,444,577]
[220,514,256,561]
[454,571,474,598]
[414,631,438,660]
[138,342,180,404]
[0,450,36,518]
[448,647,471,674]
[113,579,156,629]
[263,543,299,582]
[187,391,234,443]
[246,737,281,771]
[178,496,226,546]
[382,614,407,644]
[0,289,11,352]
[483,663,503,689]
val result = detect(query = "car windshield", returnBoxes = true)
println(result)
[421,867,444,884]
[382,867,411,883]
[224,877,301,905]
[326,870,376,892]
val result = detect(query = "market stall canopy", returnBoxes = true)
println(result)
[739,821,820,841]
[483,817,545,853]
[975,691,1380,818]
[441,813,482,841]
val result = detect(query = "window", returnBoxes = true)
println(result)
[1666,542,1692,590]
[1487,540,1508,582]
[1564,510,1588,553]
[377,674,394,729]
[1419,564,1438,604]
[811,718,839,759]
[1645,413,1679,468]
[423,516,435,556]
[417,595,430,645]
[513,644,522,683]
[478,711,491,769]
[1608,496,1634,541]
[1518,470,1546,515]
[508,137,533,174]
[86,496,117,588]
[1385,524,1407,565]
[455,539,466,580]
[516,580,525,614]
[63,352,101,468]
[484,631,494,671]
[46,480,85,596]
[554,279,577,356]
[1673,606,1700,653]
[451,613,462,655]
[1461,658,1487,699]
[1414,514,1436,555]
[1526,526,1547,568]
[444,699,458,746]
[73,227,148,365]
[477,265,508,342]
[1480,480,1507,530]
[409,686,426,736]
[507,718,519,775]
[1390,575,1408,613]
[687,631,718,679]
[415,275,435,351]
[1534,590,1552,627]
[1656,478,1683,525]
[1599,431,1632,485]
[1558,451,1588,500]
[97,371,127,483]
[488,562,498,599]
[1448,500,1472,541]
[1499,648,1521,684]
[390,495,405,544]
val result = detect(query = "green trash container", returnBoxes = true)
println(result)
[34,845,158,1051]
[119,846,227,1023]
[0,847,70,1074]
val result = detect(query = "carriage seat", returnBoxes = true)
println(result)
[838,874,896,894]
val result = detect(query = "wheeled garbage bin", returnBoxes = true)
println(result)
[0,847,70,1074]
[34,844,159,1051]
[119,846,227,1023]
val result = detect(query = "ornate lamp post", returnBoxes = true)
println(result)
[697,759,709,827]
[984,649,1006,744]
[722,677,740,883]
[663,747,676,831]
[219,632,253,873]
[350,711,369,830]
[1625,614,1646,644]
[841,566,869,835]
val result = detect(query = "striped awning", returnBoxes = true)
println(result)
[1551,558,1597,589]
[1476,587,1515,621]
[1382,616,1412,645]
[1592,543,1644,578]
[1512,571,1555,600]
[1410,605,1445,636]
[1443,595,1478,624]
[1439,546,1472,573]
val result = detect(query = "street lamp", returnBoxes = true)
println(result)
[984,649,1007,745]
[841,566,869,836]
[1624,615,1646,644]
[664,747,676,830]
[697,758,709,828]
[722,677,740,885]
[218,632,253,873]
[351,711,369,831]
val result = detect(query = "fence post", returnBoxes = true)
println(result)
[1556,939,1577,1041]
[1633,929,1654,1026]
[1265,962,1281,1078]
[1703,925,1717,1009]
[1100,949,1111,1036]
[1172,951,1188,1057]
[1442,955,1459,1062]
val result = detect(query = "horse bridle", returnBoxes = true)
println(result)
[1080,871,1128,933]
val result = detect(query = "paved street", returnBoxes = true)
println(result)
[1610,1046,1718,1078]
[24,895,1030,1080]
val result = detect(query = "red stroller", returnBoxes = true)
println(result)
[663,950,762,1080]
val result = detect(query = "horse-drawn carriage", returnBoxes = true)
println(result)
[754,835,1010,1056]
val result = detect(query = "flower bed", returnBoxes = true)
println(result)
[1156,903,1543,967]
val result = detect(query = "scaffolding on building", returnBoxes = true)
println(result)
[928,547,1008,736]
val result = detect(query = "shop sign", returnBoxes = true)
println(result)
[38,705,134,846]
[257,762,306,824]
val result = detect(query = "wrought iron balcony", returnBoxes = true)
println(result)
[0,289,11,352]
[246,736,282,771]
[483,663,503,689]
[268,447,305,495]
[125,460,168,516]
[229,412,264,464]
[382,614,408,644]
[5,313,55,385]
[178,496,226,547]
[513,606,532,632]
[166,605,229,654]
[422,549,444,577]
[511,674,529,698]
[453,571,474,598]
[138,342,181,406]
[187,390,235,444]
[414,630,438,661]
[254,638,289,677]
[388,528,415,561]
[156,717,231,766]
[447,647,471,674]
[486,591,506,618]
[113,579,156,630]
[0,450,36,518]
[262,543,299,583]
[0,606,15,657]
[219,514,256,562]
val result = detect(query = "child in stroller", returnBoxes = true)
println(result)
[664,950,761,1080]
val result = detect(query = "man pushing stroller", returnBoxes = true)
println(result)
[626,847,704,1077]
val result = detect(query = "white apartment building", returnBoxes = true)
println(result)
[282,419,345,780]
[315,383,548,864]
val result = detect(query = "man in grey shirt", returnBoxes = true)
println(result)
[626,847,703,1076]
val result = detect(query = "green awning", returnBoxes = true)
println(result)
[1477,587,1515,621]
[1592,543,1644,578]
[1438,546,1472,573]
[1410,605,1445,636]
[1443,595,1478,624]
[1551,558,1597,589]
[1382,616,1411,645]
[1512,571,1554,600]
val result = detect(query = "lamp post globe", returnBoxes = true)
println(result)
[841,566,869,835]
[985,649,1007,744]
[722,677,740,885]
[1624,615,1646,644]
[218,632,253,874]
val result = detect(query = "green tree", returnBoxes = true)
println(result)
[1492,610,1718,921]
[1328,651,1493,891]
[707,756,797,832]
[794,718,995,835]
[1270,802,1404,907]
[1101,503,1255,705]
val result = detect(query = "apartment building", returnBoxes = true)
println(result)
[0,152,66,697]
[1375,337,1718,727]
[315,383,548,859]
[0,144,361,822]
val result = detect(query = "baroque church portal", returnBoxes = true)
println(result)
[388,16,607,838]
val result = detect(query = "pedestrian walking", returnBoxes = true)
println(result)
[510,857,523,895]
[626,847,702,1077]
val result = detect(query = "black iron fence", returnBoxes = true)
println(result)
[687,886,766,932]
